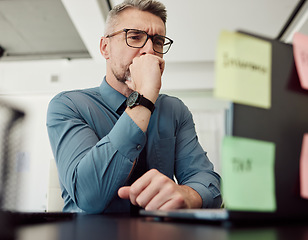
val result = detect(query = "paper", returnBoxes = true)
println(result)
[222,136,276,212]
[293,32,308,90]
[230,229,277,240]
[214,30,272,109]
[300,133,308,199]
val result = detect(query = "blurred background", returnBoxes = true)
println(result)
[0,0,307,211]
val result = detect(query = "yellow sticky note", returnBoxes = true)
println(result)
[215,30,272,109]
[300,133,308,199]
[222,136,276,212]
[293,32,308,90]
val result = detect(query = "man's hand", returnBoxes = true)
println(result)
[118,169,202,211]
[125,54,165,104]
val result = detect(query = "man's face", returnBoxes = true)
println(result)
[104,8,166,83]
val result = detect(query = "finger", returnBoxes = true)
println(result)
[158,57,165,75]
[128,177,150,206]
[143,189,169,211]
[158,192,187,210]
[125,79,136,91]
[128,169,159,207]
[118,186,131,200]
[132,169,172,209]
[125,66,136,90]
[158,198,181,211]
[144,182,179,211]
[133,179,160,209]
[147,55,165,75]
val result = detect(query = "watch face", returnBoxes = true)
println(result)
[127,91,139,107]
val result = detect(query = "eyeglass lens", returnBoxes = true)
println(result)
[126,29,171,54]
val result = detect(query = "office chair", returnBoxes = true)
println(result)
[46,159,64,212]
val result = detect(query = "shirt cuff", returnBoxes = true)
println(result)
[107,112,146,160]
[186,182,222,208]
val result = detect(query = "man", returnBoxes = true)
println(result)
[47,0,222,214]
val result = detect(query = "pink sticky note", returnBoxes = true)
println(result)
[300,133,308,199]
[293,32,308,90]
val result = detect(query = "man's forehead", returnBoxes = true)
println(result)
[114,8,166,34]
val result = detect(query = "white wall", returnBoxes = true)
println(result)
[0,57,229,211]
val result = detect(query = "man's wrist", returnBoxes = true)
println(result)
[180,185,203,209]
[137,89,159,104]
[127,91,155,114]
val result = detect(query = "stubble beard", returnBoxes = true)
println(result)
[112,65,131,84]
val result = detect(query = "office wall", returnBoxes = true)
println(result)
[0,58,229,211]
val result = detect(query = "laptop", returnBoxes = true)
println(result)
[140,32,308,222]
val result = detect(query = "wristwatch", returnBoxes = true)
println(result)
[126,91,155,114]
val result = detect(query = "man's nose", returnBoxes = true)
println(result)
[140,38,155,55]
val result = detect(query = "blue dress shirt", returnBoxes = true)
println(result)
[46,78,222,213]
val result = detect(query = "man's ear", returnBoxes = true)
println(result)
[100,37,110,59]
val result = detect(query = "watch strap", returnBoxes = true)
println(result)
[139,94,155,114]
[127,91,155,114]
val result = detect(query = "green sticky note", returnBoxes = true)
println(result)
[230,229,277,240]
[222,136,276,212]
[214,30,272,109]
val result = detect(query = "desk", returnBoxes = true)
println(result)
[13,214,308,240]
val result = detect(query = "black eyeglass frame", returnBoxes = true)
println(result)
[105,28,174,54]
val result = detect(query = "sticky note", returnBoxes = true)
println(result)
[230,229,277,240]
[300,134,308,199]
[222,136,276,212]
[293,32,308,90]
[215,30,272,109]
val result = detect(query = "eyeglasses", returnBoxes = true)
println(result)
[105,28,173,54]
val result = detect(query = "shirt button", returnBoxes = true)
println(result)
[136,145,142,150]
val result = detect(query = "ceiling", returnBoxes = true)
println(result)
[0,0,90,61]
[0,0,307,62]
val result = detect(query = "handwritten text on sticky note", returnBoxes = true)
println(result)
[222,136,276,212]
[215,30,272,109]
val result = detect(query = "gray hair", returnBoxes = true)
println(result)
[105,0,167,35]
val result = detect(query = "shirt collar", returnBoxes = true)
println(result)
[99,77,127,113]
